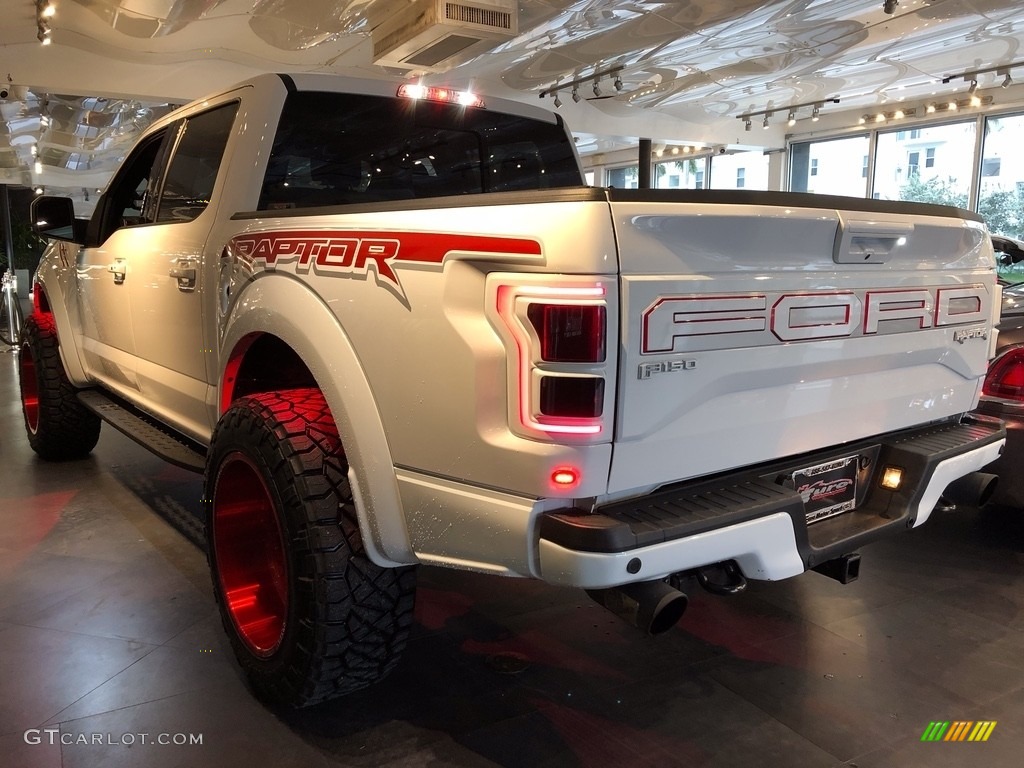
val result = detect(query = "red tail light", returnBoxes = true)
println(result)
[496,282,609,437]
[527,304,606,362]
[984,347,1024,401]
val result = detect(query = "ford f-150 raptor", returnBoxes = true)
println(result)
[20,73,1006,707]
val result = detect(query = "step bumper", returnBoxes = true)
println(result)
[538,417,1005,589]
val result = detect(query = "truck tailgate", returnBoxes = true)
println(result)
[607,192,995,495]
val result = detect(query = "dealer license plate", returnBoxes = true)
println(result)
[793,455,858,524]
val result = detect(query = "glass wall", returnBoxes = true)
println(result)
[979,114,1024,239]
[789,135,869,196]
[654,157,706,189]
[606,165,639,188]
[710,150,770,190]
[872,121,976,205]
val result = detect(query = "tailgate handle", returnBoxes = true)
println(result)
[833,220,914,264]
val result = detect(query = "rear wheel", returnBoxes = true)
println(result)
[206,388,416,707]
[19,312,101,460]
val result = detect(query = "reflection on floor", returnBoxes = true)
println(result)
[2,348,1024,768]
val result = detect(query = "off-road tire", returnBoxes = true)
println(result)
[19,312,101,460]
[205,388,416,707]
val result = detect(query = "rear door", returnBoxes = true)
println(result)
[606,191,996,494]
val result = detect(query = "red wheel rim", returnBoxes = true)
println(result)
[19,341,39,435]
[213,452,289,657]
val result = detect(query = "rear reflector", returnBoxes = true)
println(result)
[983,347,1024,401]
[551,467,581,489]
[539,376,604,418]
[528,304,606,362]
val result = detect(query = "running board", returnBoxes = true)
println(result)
[77,390,207,473]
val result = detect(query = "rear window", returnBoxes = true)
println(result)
[257,91,581,210]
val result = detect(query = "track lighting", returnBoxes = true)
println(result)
[787,110,796,126]
[811,105,820,121]
[1003,73,1013,88]
[762,114,770,129]
[744,119,751,131]
[968,79,978,95]
[538,65,626,105]
[883,0,898,13]
[553,92,562,108]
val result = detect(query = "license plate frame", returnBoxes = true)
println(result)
[793,454,859,525]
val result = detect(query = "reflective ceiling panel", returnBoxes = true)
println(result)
[1,0,1023,191]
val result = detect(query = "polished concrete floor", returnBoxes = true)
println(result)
[2,344,1024,767]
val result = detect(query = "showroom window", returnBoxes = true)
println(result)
[872,120,975,205]
[789,135,869,196]
[709,150,768,190]
[654,158,706,189]
[979,113,1024,239]
[607,165,639,188]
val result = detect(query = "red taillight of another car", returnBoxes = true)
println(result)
[983,347,1024,401]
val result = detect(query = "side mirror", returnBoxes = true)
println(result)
[30,196,83,243]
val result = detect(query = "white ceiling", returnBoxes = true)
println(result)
[3,0,1024,190]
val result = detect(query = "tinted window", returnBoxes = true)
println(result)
[157,102,238,222]
[258,92,580,210]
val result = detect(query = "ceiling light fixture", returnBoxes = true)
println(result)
[762,114,770,129]
[875,113,886,123]
[538,65,625,104]
[1002,72,1013,88]
[893,109,904,119]
[811,105,820,121]
[926,103,936,113]
[553,92,562,108]
[737,96,839,132]
[968,79,978,95]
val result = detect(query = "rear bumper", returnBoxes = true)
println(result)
[537,417,1006,589]
[975,398,1024,508]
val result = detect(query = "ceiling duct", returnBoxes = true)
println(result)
[372,0,518,72]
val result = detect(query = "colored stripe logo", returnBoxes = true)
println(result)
[920,721,997,742]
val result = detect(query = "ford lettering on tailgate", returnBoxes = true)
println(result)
[641,285,989,354]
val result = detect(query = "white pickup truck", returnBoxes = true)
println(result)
[20,73,1005,707]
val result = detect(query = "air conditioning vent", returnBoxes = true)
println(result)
[445,3,512,30]
[372,0,518,72]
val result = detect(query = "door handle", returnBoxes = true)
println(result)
[108,259,127,284]
[169,259,197,291]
